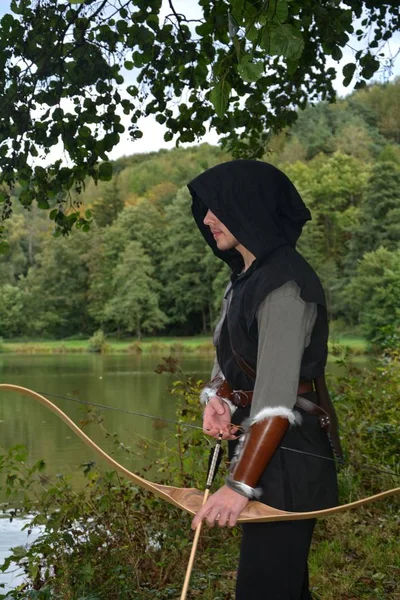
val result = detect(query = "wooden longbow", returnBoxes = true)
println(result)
[0,384,398,523]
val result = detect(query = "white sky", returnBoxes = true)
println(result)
[0,0,399,159]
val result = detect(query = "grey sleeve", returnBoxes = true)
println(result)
[210,282,232,380]
[210,354,222,380]
[250,281,317,419]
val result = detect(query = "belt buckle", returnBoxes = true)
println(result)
[233,390,250,408]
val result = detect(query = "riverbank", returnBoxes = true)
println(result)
[0,334,368,355]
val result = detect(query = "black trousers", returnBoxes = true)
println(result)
[236,519,316,600]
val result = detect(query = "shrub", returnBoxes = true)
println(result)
[195,341,214,354]
[169,342,185,353]
[127,340,143,353]
[88,329,109,353]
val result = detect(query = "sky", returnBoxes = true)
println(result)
[0,0,399,160]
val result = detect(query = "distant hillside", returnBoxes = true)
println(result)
[1,80,399,345]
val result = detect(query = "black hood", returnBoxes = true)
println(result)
[188,159,311,272]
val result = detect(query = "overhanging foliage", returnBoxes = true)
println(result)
[0,0,399,242]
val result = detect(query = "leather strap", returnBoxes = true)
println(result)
[229,381,314,409]
[231,348,343,460]
[216,379,330,428]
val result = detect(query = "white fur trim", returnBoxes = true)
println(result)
[229,434,245,472]
[200,385,218,405]
[199,386,237,415]
[226,476,262,499]
[245,406,302,428]
[220,397,237,415]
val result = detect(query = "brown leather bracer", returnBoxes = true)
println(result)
[230,416,289,490]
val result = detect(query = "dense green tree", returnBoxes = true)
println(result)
[378,144,400,164]
[159,187,220,333]
[346,161,400,271]
[0,1,398,241]
[0,283,27,337]
[92,178,124,227]
[22,235,91,336]
[0,214,28,285]
[285,153,369,254]
[104,240,166,338]
[286,95,388,162]
[289,103,336,159]
[332,121,374,162]
[353,81,400,143]
[112,201,165,268]
[343,246,400,348]
[86,200,166,328]
[86,225,129,327]
[284,153,370,317]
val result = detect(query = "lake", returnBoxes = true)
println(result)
[0,354,214,483]
[0,353,213,594]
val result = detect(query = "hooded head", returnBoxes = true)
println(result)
[188,160,311,272]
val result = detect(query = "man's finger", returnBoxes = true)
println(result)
[217,509,230,528]
[228,510,238,528]
[205,506,221,527]
[192,505,210,530]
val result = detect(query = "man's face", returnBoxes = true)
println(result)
[203,210,239,251]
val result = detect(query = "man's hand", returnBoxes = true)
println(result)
[191,485,249,529]
[203,396,238,440]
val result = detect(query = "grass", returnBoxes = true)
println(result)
[309,503,399,600]
[0,334,368,355]
[0,335,214,354]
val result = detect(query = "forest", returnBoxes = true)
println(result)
[0,79,399,349]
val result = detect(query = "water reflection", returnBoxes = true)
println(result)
[0,354,213,489]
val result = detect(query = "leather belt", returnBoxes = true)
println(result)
[231,380,313,408]
[230,381,331,429]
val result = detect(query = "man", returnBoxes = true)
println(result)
[187,160,340,599]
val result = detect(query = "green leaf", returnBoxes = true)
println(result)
[230,0,246,20]
[124,60,134,70]
[210,80,231,118]
[98,162,113,181]
[266,0,288,24]
[195,22,214,36]
[237,54,263,82]
[269,24,304,59]
[37,196,50,209]
[331,46,343,61]
[342,62,356,87]
[286,58,298,75]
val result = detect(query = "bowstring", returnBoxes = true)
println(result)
[37,390,203,430]
[34,390,399,478]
